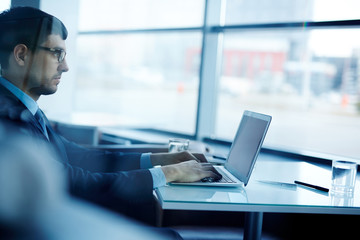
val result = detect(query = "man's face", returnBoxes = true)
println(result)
[25,34,69,100]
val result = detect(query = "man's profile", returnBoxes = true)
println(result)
[0,7,221,236]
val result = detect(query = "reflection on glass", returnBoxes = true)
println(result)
[216,29,360,159]
[225,0,360,25]
[159,185,248,204]
[75,33,202,134]
[78,0,205,30]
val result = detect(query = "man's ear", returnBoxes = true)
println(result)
[13,44,29,66]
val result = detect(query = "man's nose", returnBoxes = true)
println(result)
[59,58,69,72]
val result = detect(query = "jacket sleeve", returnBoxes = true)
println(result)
[59,135,144,172]
[62,161,154,205]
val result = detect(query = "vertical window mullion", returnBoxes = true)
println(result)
[196,0,226,140]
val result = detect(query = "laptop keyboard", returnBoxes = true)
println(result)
[201,167,236,183]
[217,172,235,183]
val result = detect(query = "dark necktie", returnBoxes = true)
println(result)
[34,109,49,139]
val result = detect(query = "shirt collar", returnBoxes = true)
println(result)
[0,77,39,115]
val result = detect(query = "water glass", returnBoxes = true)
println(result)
[331,192,354,207]
[168,138,190,153]
[331,160,357,195]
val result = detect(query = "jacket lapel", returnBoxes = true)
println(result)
[0,84,68,162]
[40,111,69,162]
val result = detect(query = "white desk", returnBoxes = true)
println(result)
[155,153,360,240]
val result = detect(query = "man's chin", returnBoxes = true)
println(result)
[38,86,58,96]
[42,88,58,95]
[29,86,58,98]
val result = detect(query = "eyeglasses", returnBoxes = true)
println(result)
[37,46,67,63]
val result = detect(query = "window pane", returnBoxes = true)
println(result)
[0,0,10,11]
[75,33,202,134]
[216,29,360,159]
[225,0,360,25]
[78,0,205,31]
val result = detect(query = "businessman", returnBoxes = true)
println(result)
[0,6,221,226]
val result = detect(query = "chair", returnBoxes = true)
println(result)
[51,121,99,146]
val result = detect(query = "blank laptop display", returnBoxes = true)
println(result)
[171,110,272,187]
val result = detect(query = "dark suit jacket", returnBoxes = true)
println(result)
[0,84,154,209]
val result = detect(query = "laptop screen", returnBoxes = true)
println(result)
[225,110,272,186]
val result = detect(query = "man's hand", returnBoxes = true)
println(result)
[150,151,207,166]
[161,160,222,183]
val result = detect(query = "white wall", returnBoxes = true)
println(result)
[38,0,79,119]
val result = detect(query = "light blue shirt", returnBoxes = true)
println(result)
[141,153,167,188]
[0,77,167,189]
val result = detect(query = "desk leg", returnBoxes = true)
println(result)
[244,212,263,240]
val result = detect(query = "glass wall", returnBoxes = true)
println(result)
[76,0,204,134]
[76,0,360,159]
[76,33,202,133]
[216,0,360,158]
[78,0,204,30]
[216,29,360,158]
[0,0,10,11]
[224,0,360,24]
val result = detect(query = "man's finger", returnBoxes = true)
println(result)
[199,163,221,176]
[199,163,213,167]
[192,153,208,163]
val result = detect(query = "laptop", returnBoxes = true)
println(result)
[171,110,272,187]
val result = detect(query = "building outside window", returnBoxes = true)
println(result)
[216,0,360,159]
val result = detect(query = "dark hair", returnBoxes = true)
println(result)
[0,7,68,69]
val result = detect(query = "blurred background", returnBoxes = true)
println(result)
[2,0,359,159]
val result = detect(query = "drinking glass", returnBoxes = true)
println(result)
[331,160,357,195]
[168,138,190,153]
